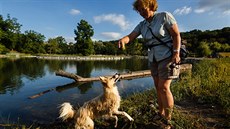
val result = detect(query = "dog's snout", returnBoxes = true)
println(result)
[113,73,121,83]
[114,73,120,78]
[112,73,120,78]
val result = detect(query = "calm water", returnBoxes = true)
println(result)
[0,57,154,125]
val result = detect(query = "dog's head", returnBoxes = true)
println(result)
[99,73,121,88]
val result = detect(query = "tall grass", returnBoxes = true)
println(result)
[172,58,230,112]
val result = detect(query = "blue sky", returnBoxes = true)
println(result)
[0,0,230,42]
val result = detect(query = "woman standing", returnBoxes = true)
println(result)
[118,0,181,128]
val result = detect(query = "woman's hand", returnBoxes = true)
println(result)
[118,39,126,50]
[118,32,139,50]
[172,52,181,64]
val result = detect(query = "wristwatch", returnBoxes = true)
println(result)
[173,49,180,53]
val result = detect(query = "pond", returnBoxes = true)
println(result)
[0,57,154,125]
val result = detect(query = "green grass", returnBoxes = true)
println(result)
[172,58,230,112]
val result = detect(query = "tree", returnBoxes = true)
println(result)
[94,41,106,54]
[74,19,94,55]
[20,30,46,54]
[197,41,212,57]
[126,39,143,55]
[103,42,117,55]
[0,44,8,54]
[46,38,61,54]
[45,36,70,54]
[0,14,22,50]
[210,42,222,52]
[56,36,70,54]
[221,43,230,52]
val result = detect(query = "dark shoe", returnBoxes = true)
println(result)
[162,119,173,129]
[153,112,164,120]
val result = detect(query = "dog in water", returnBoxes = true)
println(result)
[59,73,134,129]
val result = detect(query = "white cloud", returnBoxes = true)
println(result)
[173,6,192,15]
[194,7,210,14]
[101,32,121,40]
[94,14,131,31]
[223,10,230,16]
[69,9,81,15]
[194,0,230,15]
[65,37,75,43]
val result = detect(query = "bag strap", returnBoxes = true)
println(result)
[148,26,172,49]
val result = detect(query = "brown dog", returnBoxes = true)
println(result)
[59,73,134,129]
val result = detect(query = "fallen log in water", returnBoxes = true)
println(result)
[56,64,192,82]
[56,70,151,82]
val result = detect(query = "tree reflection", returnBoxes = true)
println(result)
[56,82,92,94]
[0,57,148,94]
[0,58,45,94]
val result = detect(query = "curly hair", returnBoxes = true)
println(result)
[133,0,158,12]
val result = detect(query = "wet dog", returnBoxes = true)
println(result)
[59,73,134,129]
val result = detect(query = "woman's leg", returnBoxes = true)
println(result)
[153,76,164,116]
[158,78,174,120]
[151,58,175,119]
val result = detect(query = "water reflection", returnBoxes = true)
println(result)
[0,57,153,125]
[0,58,45,94]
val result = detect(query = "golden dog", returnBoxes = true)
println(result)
[59,73,134,129]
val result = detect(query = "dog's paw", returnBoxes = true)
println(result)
[129,117,134,121]
[125,116,134,122]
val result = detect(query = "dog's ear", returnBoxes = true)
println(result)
[99,76,106,83]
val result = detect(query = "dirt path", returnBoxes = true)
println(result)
[176,100,230,129]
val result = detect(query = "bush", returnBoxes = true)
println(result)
[0,44,9,54]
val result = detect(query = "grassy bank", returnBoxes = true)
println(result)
[1,58,229,129]
[172,58,230,112]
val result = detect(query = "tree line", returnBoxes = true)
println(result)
[0,14,229,57]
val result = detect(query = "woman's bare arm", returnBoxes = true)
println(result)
[118,32,140,50]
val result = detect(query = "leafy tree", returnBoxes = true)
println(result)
[46,38,61,54]
[0,44,9,54]
[20,30,45,54]
[74,19,94,55]
[56,36,69,54]
[66,42,75,54]
[94,41,106,54]
[210,42,222,52]
[126,39,143,55]
[0,14,22,50]
[103,42,117,55]
[221,43,230,52]
[45,36,70,54]
[197,41,212,57]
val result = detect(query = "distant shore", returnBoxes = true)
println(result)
[36,55,134,61]
[0,53,148,61]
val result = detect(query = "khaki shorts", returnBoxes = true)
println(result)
[150,57,180,79]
